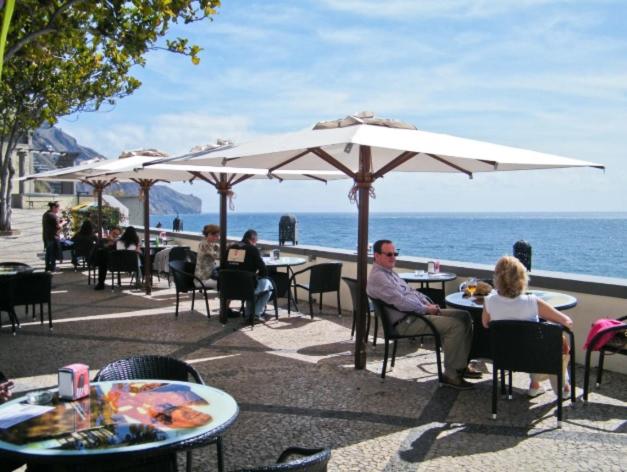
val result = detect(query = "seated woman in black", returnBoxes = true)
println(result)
[70,220,98,268]
[225,229,273,320]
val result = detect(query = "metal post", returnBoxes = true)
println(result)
[218,176,229,324]
[354,146,372,370]
[141,181,152,295]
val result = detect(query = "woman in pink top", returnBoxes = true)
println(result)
[482,256,573,397]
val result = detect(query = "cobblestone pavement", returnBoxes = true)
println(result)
[1,209,625,471]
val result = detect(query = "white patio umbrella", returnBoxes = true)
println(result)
[156,112,605,369]
[113,157,346,317]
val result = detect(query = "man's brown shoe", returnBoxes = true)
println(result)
[440,375,474,390]
[463,367,483,379]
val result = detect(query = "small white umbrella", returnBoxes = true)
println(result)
[157,112,605,369]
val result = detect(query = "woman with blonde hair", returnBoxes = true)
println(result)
[482,256,573,397]
[194,224,220,288]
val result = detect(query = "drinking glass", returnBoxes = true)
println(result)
[467,277,478,297]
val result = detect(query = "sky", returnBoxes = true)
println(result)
[60,0,627,213]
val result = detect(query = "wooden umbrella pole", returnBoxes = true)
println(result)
[354,146,373,370]
[217,176,230,324]
[140,180,153,295]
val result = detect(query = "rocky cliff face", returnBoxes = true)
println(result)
[33,126,201,215]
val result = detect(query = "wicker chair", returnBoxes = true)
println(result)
[169,260,212,319]
[288,263,342,318]
[12,271,53,330]
[370,298,443,381]
[233,447,331,472]
[489,320,576,427]
[218,270,278,328]
[583,315,627,402]
[94,355,211,472]
[107,250,141,290]
[342,277,377,345]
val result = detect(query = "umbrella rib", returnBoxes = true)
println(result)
[372,151,418,179]
[309,147,356,178]
[302,174,327,183]
[190,171,217,187]
[268,150,310,173]
[425,153,473,178]
[231,174,254,186]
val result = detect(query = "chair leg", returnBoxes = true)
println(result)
[596,350,606,387]
[272,290,278,319]
[337,290,341,316]
[319,292,323,312]
[39,303,44,325]
[47,302,53,330]
[569,346,576,404]
[391,340,398,368]
[508,370,513,400]
[492,366,498,419]
[191,291,196,313]
[216,436,224,472]
[373,316,378,347]
[434,337,443,382]
[203,291,210,319]
[175,292,180,318]
[351,310,356,338]
[500,369,506,395]
[382,339,390,379]
[557,369,563,427]
[583,348,593,402]
[308,294,314,319]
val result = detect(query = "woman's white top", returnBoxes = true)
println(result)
[484,293,539,322]
[116,241,138,251]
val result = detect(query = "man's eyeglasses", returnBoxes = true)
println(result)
[381,251,399,257]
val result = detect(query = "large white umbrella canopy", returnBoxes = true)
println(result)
[160,112,605,369]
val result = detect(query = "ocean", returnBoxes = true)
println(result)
[150,212,627,279]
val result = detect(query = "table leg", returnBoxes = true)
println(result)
[216,436,224,472]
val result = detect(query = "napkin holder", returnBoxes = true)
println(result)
[58,363,90,400]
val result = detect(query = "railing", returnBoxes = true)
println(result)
[140,226,627,374]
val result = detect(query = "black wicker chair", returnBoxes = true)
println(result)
[0,277,19,334]
[233,447,331,472]
[94,355,212,472]
[218,270,277,328]
[288,263,342,318]
[169,260,212,319]
[583,315,627,402]
[11,271,53,330]
[489,320,576,427]
[166,246,193,286]
[342,277,377,345]
[72,239,98,282]
[370,298,443,381]
[107,250,141,290]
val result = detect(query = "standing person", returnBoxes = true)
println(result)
[195,224,220,289]
[367,239,476,390]
[482,256,573,397]
[172,214,181,232]
[225,229,274,321]
[42,201,65,272]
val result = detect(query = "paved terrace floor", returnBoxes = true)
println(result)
[1,209,625,471]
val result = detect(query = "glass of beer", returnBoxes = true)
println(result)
[467,277,478,297]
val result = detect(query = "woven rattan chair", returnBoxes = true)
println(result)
[94,355,213,472]
[233,447,331,472]
[370,298,443,381]
[107,250,141,290]
[288,263,342,318]
[342,277,377,345]
[489,320,576,427]
[218,270,278,328]
[169,260,212,319]
[583,315,627,402]
[12,271,53,330]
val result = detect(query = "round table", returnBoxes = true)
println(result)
[0,380,239,470]
[399,271,456,288]
[263,257,307,298]
[445,290,578,359]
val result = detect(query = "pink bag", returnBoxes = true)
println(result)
[583,319,626,351]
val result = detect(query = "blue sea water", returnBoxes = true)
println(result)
[151,212,627,279]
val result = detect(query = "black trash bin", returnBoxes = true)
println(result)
[513,240,532,271]
[279,214,298,246]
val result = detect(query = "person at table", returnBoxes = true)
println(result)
[367,239,476,390]
[41,200,65,272]
[195,224,220,289]
[70,219,98,267]
[93,226,132,290]
[224,229,274,321]
[482,256,573,398]
[116,226,141,252]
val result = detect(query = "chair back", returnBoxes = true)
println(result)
[342,277,359,311]
[308,263,342,293]
[490,320,563,374]
[108,250,140,272]
[13,272,52,306]
[94,355,204,384]
[218,269,256,302]
[73,239,96,261]
[169,246,194,263]
[234,447,331,472]
[169,260,196,292]
[370,298,405,338]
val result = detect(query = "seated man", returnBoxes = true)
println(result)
[224,229,274,321]
[367,239,476,390]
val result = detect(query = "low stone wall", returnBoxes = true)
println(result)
[142,226,627,374]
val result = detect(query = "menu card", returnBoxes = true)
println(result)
[0,403,55,429]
